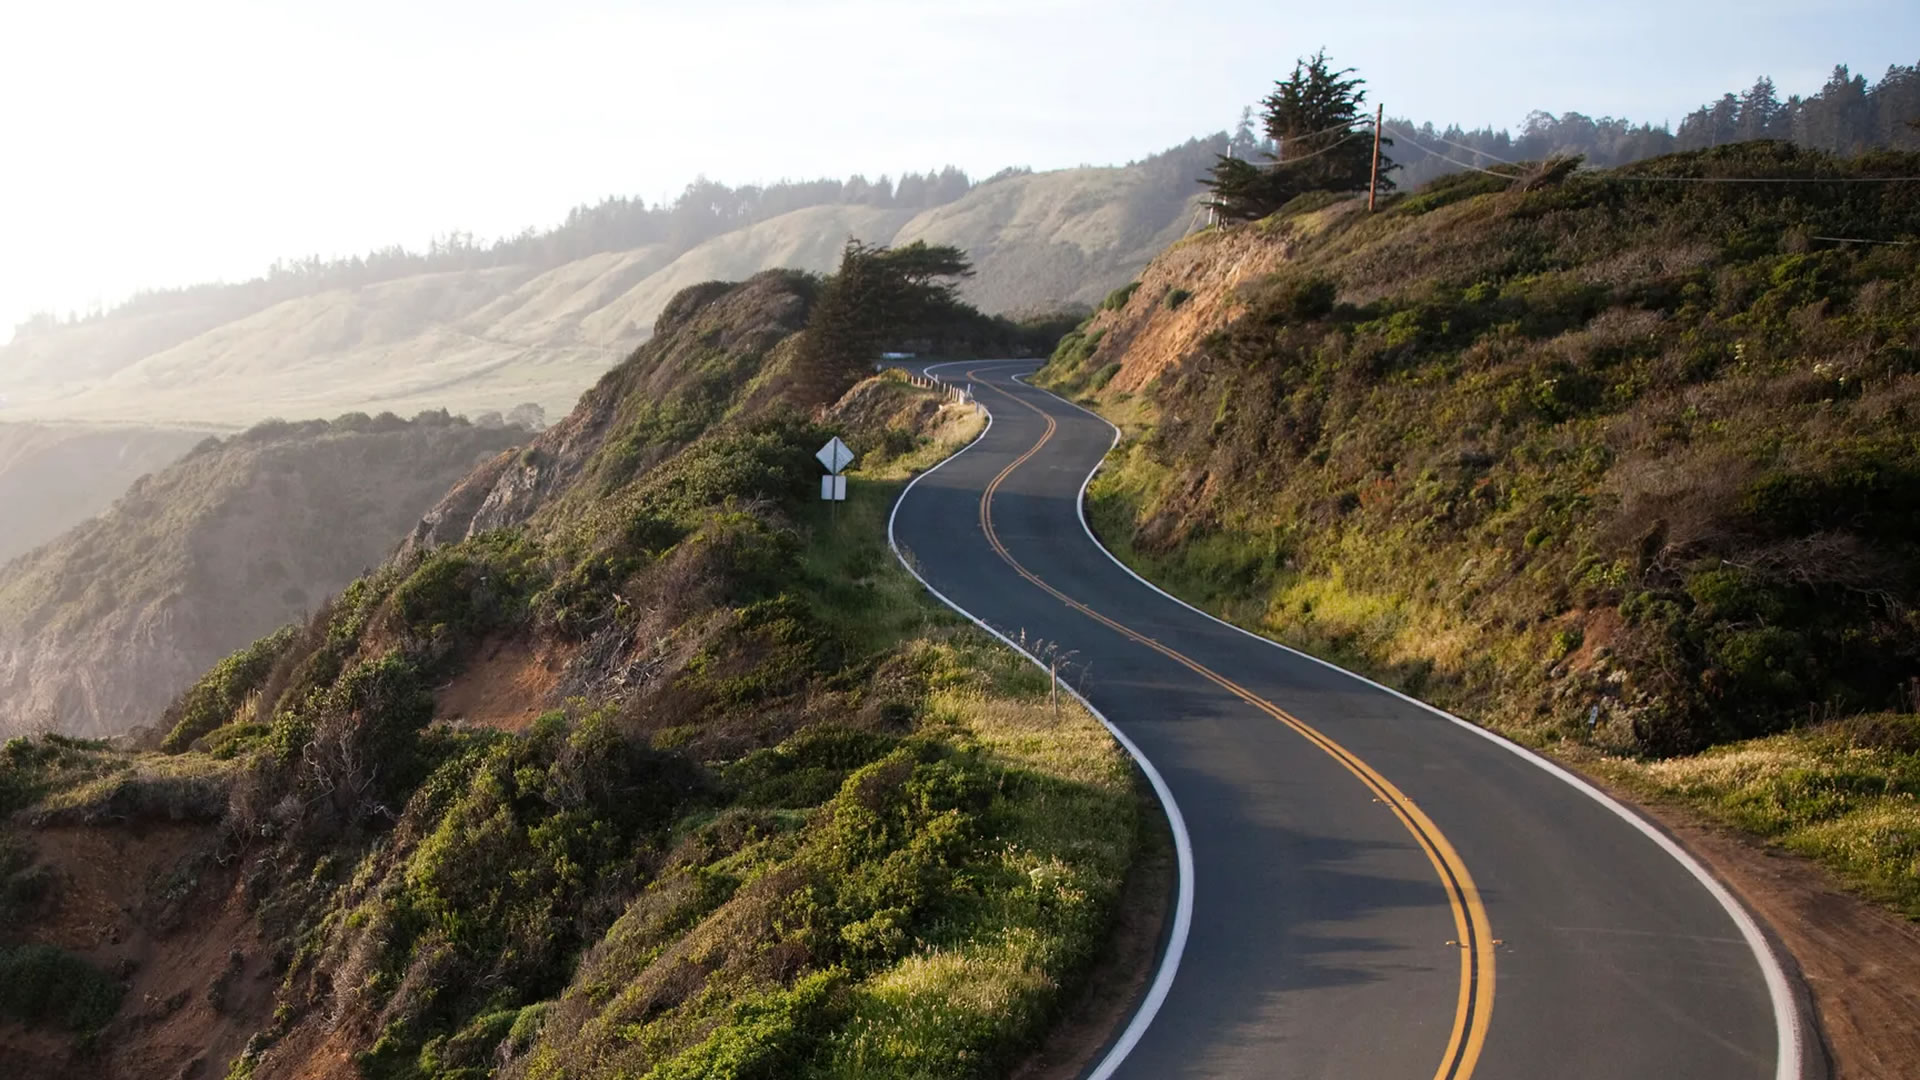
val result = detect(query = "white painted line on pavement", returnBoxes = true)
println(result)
[1016,371,1809,1080]
[893,359,1194,1080]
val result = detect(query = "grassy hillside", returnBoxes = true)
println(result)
[1041,141,1920,911]
[0,274,1146,1078]
[896,153,1212,316]
[0,146,1215,430]
[0,415,526,738]
[0,422,211,563]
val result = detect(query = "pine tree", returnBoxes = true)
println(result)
[1737,77,1782,140]
[1201,50,1391,221]
[1230,106,1262,159]
[1706,93,1740,146]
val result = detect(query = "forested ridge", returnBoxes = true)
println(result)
[1385,61,1920,187]
[20,58,1917,344]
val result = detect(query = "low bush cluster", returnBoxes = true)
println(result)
[40,348,1138,1078]
[0,944,123,1036]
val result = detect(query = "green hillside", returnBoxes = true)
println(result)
[1043,141,1920,910]
[0,267,1147,1078]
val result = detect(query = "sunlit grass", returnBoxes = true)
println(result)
[1622,722,1920,916]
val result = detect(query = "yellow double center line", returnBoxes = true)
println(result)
[968,367,1495,1080]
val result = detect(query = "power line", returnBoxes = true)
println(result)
[1385,125,1520,179]
[1390,125,1523,167]
[1268,131,1370,166]
[1606,173,1920,184]
[1235,118,1379,164]
[1811,235,1913,245]
[1387,123,1920,186]
[1272,117,1379,143]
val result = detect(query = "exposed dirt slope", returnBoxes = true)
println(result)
[3,824,278,1079]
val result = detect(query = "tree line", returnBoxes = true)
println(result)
[16,168,982,338]
[1391,62,1920,188]
[1202,55,1920,218]
[21,58,1918,339]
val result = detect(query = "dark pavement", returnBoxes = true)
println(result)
[888,360,1799,1080]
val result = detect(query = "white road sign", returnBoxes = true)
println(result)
[820,474,847,501]
[816,436,855,475]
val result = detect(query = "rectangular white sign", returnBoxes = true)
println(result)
[820,474,847,501]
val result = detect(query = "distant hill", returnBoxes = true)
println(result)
[0,413,526,736]
[0,140,1222,428]
[0,423,210,563]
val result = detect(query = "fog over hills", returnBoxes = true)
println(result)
[0,423,212,563]
[0,143,1219,429]
[0,413,527,737]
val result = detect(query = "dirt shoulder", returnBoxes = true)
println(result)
[1590,778,1920,1080]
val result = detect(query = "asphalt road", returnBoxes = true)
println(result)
[888,360,1804,1080]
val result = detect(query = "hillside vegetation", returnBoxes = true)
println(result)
[0,143,1219,430]
[0,270,1146,1078]
[0,414,526,738]
[1042,141,1920,909]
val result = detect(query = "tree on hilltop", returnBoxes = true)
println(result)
[1201,49,1393,221]
[790,239,974,407]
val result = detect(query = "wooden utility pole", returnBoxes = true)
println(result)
[1368,103,1384,212]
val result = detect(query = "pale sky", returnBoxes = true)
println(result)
[1,0,1913,339]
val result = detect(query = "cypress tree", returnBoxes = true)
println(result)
[1200,50,1392,222]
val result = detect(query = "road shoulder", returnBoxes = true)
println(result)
[1581,774,1920,1080]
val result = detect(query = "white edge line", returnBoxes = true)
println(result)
[1012,370,1808,1080]
[891,359,1194,1080]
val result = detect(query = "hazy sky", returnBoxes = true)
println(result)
[1,0,1914,338]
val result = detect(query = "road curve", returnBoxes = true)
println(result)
[888,360,1807,1080]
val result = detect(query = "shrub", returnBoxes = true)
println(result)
[1101,282,1140,311]
[0,944,123,1034]
[1258,273,1338,321]
[647,970,849,1080]
[161,626,299,752]
[1164,287,1193,310]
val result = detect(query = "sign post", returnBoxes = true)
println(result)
[815,436,855,519]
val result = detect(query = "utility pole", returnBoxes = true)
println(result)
[1368,103,1384,212]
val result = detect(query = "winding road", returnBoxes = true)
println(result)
[887,360,1811,1080]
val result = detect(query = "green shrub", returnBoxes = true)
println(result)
[1101,282,1140,311]
[390,532,543,653]
[0,735,113,816]
[161,626,298,752]
[727,728,900,809]
[1164,287,1193,310]
[0,944,123,1034]
[647,970,849,1080]
[1260,273,1337,321]
[0,839,52,922]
